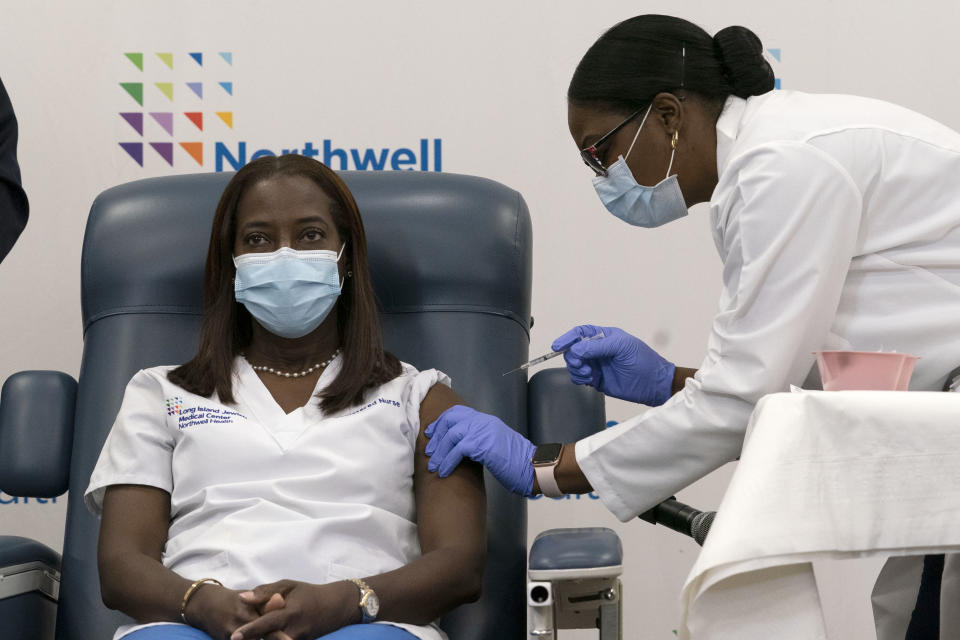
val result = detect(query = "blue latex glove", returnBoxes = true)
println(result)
[425,405,536,497]
[552,324,675,406]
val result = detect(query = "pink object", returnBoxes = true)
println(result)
[815,350,919,391]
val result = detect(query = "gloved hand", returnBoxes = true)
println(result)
[552,324,675,406]
[425,405,536,496]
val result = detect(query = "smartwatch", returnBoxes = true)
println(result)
[532,443,564,498]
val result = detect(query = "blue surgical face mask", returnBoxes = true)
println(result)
[233,245,344,339]
[592,104,689,228]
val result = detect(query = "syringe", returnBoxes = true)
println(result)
[502,331,605,376]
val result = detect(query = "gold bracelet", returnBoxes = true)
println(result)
[179,577,223,624]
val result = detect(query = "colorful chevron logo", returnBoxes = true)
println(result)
[115,48,445,173]
[117,50,235,167]
[767,48,783,90]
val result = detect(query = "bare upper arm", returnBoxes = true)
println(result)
[414,383,486,556]
[99,485,172,565]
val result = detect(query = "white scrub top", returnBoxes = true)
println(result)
[577,90,960,522]
[85,356,450,640]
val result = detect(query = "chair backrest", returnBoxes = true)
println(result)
[58,171,532,640]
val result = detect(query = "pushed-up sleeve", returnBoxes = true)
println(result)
[84,369,176,516]
[400,367,453,448]
[577,142,864,521]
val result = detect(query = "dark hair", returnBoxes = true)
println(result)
[168,154,402,414]
[568,14,774,114]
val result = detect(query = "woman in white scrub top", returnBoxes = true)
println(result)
[85,155,485,640]
[424,14,960,640]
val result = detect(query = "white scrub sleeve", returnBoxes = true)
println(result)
[400,367,452,447]
[577,142,864,521]
[84,368,176,516]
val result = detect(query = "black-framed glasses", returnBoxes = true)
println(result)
[579,106,647,176]
[580,42,687,176]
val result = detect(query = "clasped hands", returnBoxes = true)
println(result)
[187,578,359,640]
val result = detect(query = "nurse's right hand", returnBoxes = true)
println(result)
[184,584,270,638]
[553,325,675,407]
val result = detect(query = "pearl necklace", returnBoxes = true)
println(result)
[243,349,341,378]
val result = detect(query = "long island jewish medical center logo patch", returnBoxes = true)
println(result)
[117,51,235,168]
[164,395,247,428]
[166,395,184,416]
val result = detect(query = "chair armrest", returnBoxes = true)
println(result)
[0,371,77,497]
[528,368,606,444]
[528,527,622,580]
[0,536,61,601]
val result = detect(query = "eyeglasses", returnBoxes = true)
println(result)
[580,43,687,177]
[579,106,647,176]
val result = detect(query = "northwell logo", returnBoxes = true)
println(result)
[213,139,443,173]
[116,51,443,172]
[117,51,234,167]
[767,48,782,90]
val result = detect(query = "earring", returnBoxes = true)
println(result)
[671,130,679,150]
[346,271,353,278]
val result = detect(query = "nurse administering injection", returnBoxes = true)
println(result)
[426,14,960,639]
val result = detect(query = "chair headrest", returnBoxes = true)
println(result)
[82,171,531,334]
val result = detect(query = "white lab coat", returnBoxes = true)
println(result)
[85,356,449,640]
[575,91,960,637]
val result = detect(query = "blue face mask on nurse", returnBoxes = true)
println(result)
[571,73,723,228]
[587,103,689,227]
[232,183,349,342]
[234,244,345,339]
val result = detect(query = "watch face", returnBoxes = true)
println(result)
[364,592,380,617]
[532,442,563,465]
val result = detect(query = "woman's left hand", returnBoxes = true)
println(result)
[230,579,359,640]
[425,405,536,496]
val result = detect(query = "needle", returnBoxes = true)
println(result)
[503,332,605,376]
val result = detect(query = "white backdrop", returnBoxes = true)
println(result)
[2,1,959,638]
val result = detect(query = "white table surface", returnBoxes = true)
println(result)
[679,390,960,640]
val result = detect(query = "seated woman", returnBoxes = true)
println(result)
[84,155,485,640]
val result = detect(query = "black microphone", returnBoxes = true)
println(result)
[639,498,716,546]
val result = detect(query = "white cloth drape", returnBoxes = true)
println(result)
[679,390,960,640]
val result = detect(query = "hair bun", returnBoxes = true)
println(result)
[713,26,775,98]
